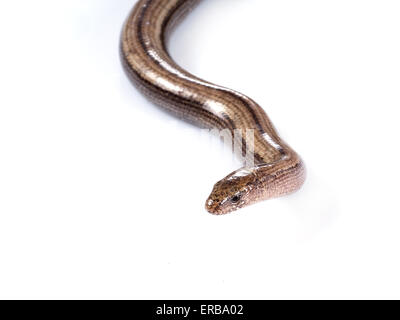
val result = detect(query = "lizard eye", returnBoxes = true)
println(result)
[230,194,241,204]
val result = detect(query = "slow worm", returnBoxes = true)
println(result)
[120,0,306,214]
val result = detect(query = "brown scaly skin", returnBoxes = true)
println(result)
[121,0,306,214]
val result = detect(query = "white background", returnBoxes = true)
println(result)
[0,0,399,299]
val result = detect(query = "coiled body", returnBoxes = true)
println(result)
[121,0,305,214]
